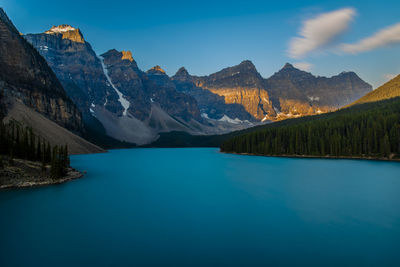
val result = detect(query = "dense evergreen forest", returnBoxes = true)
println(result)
[221,97,400,160]
[0,120,70,178]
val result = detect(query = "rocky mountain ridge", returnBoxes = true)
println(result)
[190,60,276,120]
[177,61,372,121]
[26,25,252,145]
[24,21,373,145]
[264,63,372,119]
[0,9,82,132]
[0,8,102,154]
[172,66,255,121]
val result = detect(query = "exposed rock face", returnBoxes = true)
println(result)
[183,61,372,121]
[145,65,202,122]
[121,50,134,62]
[99,50,202,122]
[264,63,373,119]
[100,49,147,119]
[25,26,122,118]
[147,65,166,75]
[45,25,85,43]
[172,67,255,121]
[0,9,82,132]
[26,25,209,144]
[192,60,276,120]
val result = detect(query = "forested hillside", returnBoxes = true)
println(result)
[221,97,400,160]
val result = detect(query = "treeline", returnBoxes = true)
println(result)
[0,120,70,178]
[221,97,400,159]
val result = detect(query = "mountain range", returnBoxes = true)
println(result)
[25,25,258,145]
[0,8,383,148]
[188,61,372,121]
[24,23,373,145]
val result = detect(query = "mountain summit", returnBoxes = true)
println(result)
[175,67,190,77]
[45,24,77,33]
[44,24,85,43]
[282,62,295,69]
[238,60,256,69]
[192,60,273,120]
[0,8,105,154]
[147,65,166,75]
[0,9,82,131]
[121,50,134,62]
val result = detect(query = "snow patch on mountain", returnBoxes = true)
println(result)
[39,45,49,51]
[98,56,130,116]
[218,115,243,124]
[308,96,320,101]
[201,113,210,119]
[261,115,269,122]
[45,25,76,34]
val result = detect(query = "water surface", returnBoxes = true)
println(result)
[1,148,400,266]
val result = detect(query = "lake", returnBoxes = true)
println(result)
[1,148,400,266]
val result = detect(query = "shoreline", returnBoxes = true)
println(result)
[0,166,84,190]
[221,151,400,162]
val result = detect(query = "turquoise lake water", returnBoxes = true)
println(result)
[1,148,400,266]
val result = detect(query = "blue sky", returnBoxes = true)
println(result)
[2,0,400,88]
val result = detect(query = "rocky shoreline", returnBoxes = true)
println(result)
[0,158,84,190]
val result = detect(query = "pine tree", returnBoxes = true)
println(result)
[36,138,42,160]
[221,97,400,160]
[0,155,4,169]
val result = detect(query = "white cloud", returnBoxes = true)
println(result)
[293,62,313,71]
[384,73,397,81]
[341,23,400,54]
[288,8,356,59]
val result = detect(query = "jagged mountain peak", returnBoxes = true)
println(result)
[338,71,357,77]
[329,71,365,82]
[101,49,137,66]
[147,65,166,75]
[0,8,82,131]
[273,62,312,78]
[282,62,294,69]
[238,60,256,68]
[224,60,257,73]
[44,24,85,43]
[121,50,134,62]
[174,67,190,77]
[172,67,192,82]
[209,60,259,78]
[277,63,306,74]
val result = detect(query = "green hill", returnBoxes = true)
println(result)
[221,97,400,160]
[351,74,400,106]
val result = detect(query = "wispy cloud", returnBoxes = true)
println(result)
[293,62,313,71]
[341,23,400,54]
[288,8,356,59]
